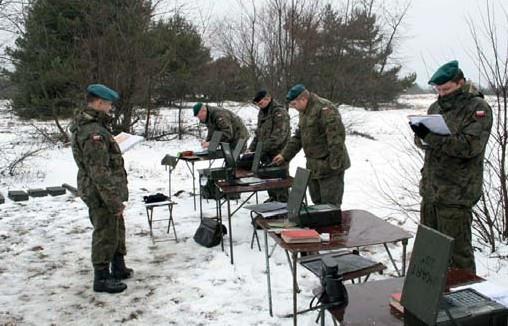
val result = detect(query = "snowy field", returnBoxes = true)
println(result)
[0,95,507,325]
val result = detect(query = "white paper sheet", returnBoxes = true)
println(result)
[114,132,144,153]
[408,114,451,135]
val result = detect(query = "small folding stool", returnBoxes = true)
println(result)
[145,200,178,242]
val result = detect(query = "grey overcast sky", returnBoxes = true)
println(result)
[181,0,507,87]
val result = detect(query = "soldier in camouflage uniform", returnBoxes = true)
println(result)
[411,60,493,273]
[273,84,350,208]
[249,90,291,202]
[193,102,249,152]
[70,84,132,293]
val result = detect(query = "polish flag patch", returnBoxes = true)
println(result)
[475,111,486,118]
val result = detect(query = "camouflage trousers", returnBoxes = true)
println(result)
[88,203,127,269]
[420,201,475,273]
[308,171,345,208]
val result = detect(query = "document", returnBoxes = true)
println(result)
[114,132,144,153]
[408,114,451,135]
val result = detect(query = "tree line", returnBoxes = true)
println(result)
[2,0,415,140]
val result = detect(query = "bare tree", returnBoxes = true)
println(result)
[467,1,508,250]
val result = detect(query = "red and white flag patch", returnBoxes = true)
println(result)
[475,111,486,118]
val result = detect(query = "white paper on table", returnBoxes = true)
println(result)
[114,132,144,153]
[258,208,288,218]
[408,114,451,135]
[453,280,508,307]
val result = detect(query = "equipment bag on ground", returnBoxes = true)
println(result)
[193,218,227,248]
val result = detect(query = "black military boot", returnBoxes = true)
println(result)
[111,254,134,280]
[93,268,127,293]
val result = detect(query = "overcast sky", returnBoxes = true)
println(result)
[178,0,507,87]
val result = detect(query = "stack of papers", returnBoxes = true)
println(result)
[114,132,144,153]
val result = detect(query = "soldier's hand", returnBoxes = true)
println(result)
[272,154,285,166]
[115,206,124,219]
[201,141,209,149]
[409,122,430,139]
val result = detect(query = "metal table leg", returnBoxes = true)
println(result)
[168,203,178,242]
[402,239,408,276]
[383,242,402,277]
[264,229,273,317]
[292,251,298,326]
[227,195,234,264]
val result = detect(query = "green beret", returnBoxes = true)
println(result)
[286,84,306,102]
[86,84,119,102]
[193,102,203,116]
[428,60,460,85]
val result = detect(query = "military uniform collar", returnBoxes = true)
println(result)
[80,107,113,124]
[302,93,317,115]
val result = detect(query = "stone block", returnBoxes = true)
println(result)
[28,188,49,197]
[46,186,66,196]
[8,190,29,202]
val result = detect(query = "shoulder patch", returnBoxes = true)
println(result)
[474,110,486,118]
[91,134,103,142]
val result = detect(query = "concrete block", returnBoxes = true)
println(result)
[8,190,29,202]
[28,188,49,197]
[46,186,66,196]
[61,183,78,196]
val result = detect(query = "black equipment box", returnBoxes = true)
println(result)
[298,204,341,227]
[257,166,288,179]
[8,190,29,202]
[0,192,4,204]
[28,188,49,197]
[46,186,66,196]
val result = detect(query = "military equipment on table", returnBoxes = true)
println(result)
[46,186,66,196]
[28,188,49,197]
[8,190,29,202]
[0,192,4,204]
[299,204,341,228]
[252,142,289,179]
[402,225,508,326]
[193,131,224,157]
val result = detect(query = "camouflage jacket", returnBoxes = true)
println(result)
[418,83,493,206]
[281,93,351,179]
[205,106,249,150]
[70,107,128,213]
[248,99,290,158]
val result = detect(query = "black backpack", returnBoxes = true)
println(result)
[193,218,227,248]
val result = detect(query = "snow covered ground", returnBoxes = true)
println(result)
[0,95,506,325]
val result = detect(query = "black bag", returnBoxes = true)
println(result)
[200,178,240,200]
[143,193,168,203]
[193,218,227,248]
